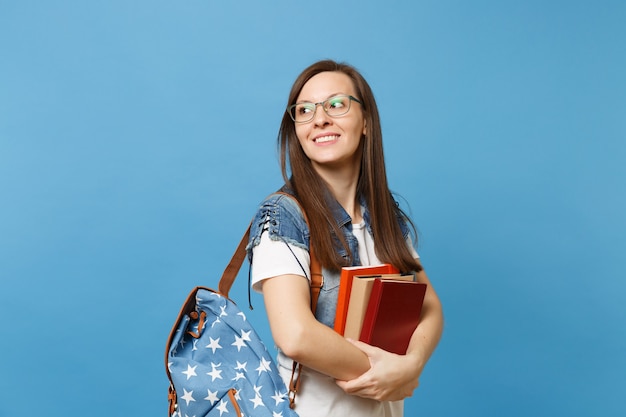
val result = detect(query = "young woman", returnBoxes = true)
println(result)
[246,60,443,416]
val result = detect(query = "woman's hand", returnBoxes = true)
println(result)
[335,339,421,401]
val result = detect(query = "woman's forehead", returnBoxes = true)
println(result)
[298,71,356,102]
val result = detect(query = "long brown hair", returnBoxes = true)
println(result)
[278,60,421,273]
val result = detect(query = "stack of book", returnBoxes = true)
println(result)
[334,264,427,355]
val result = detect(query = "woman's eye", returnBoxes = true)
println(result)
[328,97,346,109]
[297,105,313,115]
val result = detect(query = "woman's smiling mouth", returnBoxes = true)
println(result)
[314,134,339,143]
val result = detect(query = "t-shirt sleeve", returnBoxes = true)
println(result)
[250,229,310,293]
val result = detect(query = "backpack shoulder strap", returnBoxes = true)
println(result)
[217,226,251,298]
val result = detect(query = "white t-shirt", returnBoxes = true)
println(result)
[250,221,418,417]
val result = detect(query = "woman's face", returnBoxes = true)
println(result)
[294,71,366,173]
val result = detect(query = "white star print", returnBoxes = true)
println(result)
[249,393,265,409]
[219,305,228,317]
[234,361,247,371]
[216,399,229,415]
[256,357,272,375]
[232,372,245,381]
[207,362,223,381]
[271,391,286,406]
[204,389,219,405]
[273,412,284,417]
[232,334,247,351]
[181,388,195,406]
[182,364,197,380]
[237,311,246,321]
[205,337,222,353]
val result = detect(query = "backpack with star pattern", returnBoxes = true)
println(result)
[165,194,322,417]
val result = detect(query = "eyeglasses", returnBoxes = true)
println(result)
[287,95,363,123]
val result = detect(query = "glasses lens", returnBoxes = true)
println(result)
[290,103,315,122]
[325,95,351,117]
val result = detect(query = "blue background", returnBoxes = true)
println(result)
[1,1,624,416]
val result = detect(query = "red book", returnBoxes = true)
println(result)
[334,264,399,335]
[343,273,415,340]
[359,279,427,355]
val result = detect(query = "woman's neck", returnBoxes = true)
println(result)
[313,162,362,223]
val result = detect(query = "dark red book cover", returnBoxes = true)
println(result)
[359,279,427,355]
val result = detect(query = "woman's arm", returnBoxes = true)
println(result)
[406,261,444,374]
[261,273,372,381]
[336,260,444,401]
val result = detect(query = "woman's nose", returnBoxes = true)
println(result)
[312,104,331,126]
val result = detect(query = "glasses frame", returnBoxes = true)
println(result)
[287,95,363,123]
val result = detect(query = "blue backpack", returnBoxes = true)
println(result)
[165,195,322,417]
